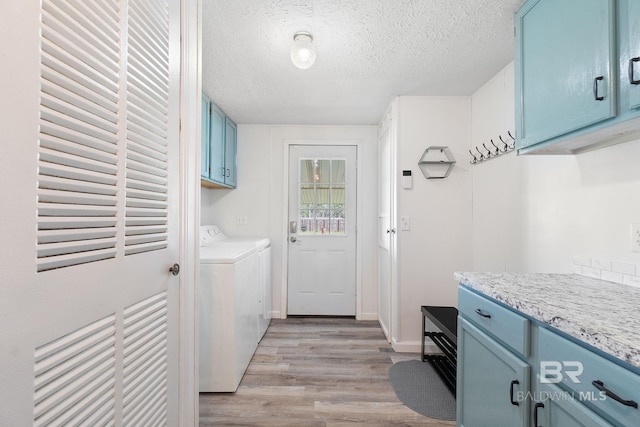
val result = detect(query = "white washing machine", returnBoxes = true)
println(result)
[200,225,272,338]
[199,226,271,392]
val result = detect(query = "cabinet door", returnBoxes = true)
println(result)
[457,318,530,427]
[209,104,226,184]
[201,94,211,178]
[515,0,616,150]
[533,382,613,427]
[224,117,237,188]
[624,0,640,110]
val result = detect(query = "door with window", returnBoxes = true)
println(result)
[287,145,357,316]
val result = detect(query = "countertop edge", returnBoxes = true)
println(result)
[454,272,640,372]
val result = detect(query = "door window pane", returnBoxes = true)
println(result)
[298,158,347,235]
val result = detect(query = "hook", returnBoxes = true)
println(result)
[507,131,516,140]
[475,146,485,161]
[490,140,501,156]
[482,143,493,158]
[498,135,509,152]
[468,149,477,164]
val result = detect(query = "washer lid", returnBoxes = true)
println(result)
[199,244,256,264]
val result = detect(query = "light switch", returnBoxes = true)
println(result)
[400,216,410,231]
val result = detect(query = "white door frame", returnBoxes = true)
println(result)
[178,0,200,424]
[280,139,364,319]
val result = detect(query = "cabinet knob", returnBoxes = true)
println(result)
[593,76,605,101]
[533,402,544,427]
[509,380,520,406]
[592,380,638,408]
[630,57,640,85]
[474,308,491,319]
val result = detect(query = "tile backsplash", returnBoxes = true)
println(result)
[573,256,640,288]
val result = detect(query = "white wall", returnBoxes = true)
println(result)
[471,63,640,274]
[393,97,473,351]
[202,124,378,319]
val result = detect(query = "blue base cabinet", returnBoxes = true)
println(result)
[515,0,640,154]
[532,382,612,427]
[457,318,530,427]
[201,93,237,189]
[457,285,640,427]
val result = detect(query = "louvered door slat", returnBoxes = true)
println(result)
[36,0,120,272]
[40,20,119,85]
[38,228,117,244]
[125,0,170,261]
[122,292,169,424]
[128,48,169,92]
[38,191,116,207]
[126,139,167,162]
[127,74,169,112]
[46,0,119,45]
[127,150,167,170]
[33,315,116,427]
[41,67,119,112]
[41,95,118,135]
[124,375,167,426]
[39,146,118,172]
[129,1,169,51]
[41,82,117,126]
[127,118,168,144]
[128,32,169,76]
[38,176,117,196]
[127,103,167,133]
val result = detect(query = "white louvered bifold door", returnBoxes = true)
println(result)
[0,0,181,425]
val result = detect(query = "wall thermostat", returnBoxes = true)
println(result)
[402,170,412,189]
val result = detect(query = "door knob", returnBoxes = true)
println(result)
[290,236,297,243]
[169,263,180,276]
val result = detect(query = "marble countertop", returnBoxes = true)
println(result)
[454,272,640,370]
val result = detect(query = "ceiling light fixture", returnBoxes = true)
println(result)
[290,32,316,69]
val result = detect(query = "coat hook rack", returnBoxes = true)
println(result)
[469,131,516,165]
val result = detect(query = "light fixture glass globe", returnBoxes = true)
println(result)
[290,32,316,69]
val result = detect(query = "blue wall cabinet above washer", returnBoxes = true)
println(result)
[223,117,237,188]
[201,94,237,189]
[201,94,211,178]
[515,0,616,153]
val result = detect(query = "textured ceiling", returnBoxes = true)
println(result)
[202,0,525,125]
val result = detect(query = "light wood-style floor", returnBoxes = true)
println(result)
[199,317,456,426]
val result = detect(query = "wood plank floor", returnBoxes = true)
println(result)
[199,318,456,426]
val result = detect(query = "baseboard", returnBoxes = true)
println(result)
[359,312,378,321]
[391,339,439,354]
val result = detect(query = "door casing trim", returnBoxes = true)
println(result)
[280,140,364,319]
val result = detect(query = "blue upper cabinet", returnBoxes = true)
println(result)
[224,117,237,188]
[515,0,616,153]
[201,94,211,178]
[622,0,640,111]
[209,104,226,185]
[201,94,237,189]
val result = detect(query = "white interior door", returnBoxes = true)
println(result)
[287,145,357,316]
[377,117,393,341]
[0,0,182,424]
